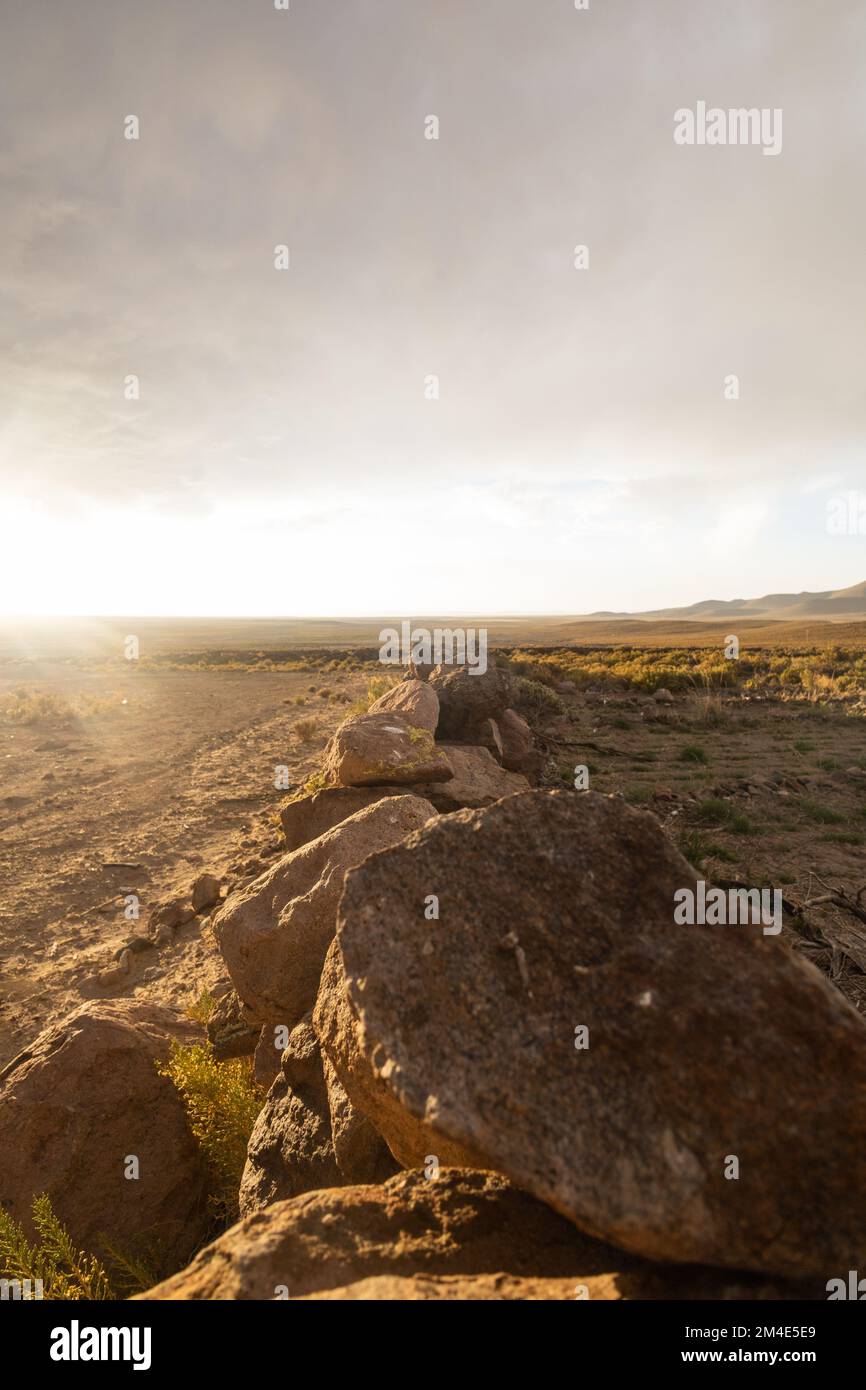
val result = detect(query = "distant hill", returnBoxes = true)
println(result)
[586,581,866,623]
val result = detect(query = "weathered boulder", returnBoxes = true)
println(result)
[213,795,436,1030]
[240,1015,395,1215]
[0,1000,209,1269]
[428,665,515,741]
[315,939,475,1169]
[279,786,406,854]
[136,1167,813,1301]
[323,713,453,788]
[414,744,529,811]
[324,789,866,1279]
[367,678,439,733]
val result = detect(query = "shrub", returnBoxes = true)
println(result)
[156,1043,263,1223]
[0,1195,112,1300]
[292,718,319,743]
[679,744,709,764]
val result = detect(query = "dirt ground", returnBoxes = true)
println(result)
[0,662,367,1066]
[2,653,866,1068]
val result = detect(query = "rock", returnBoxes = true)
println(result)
[114,936,153,960]
[653,688,675,704]
[253,1026,284,1090]
[213,795,436,1031]
[149,899,195,936]
[191,874,222,913]
[280,786,403,854]
[240,1015,396,1215]
[477,718,504,762]
[206,989,260,1061]
[498,708,541,777]
[315,938,470,1169]
[325,789,866,1279]
[413,745,530,812]
[136,1167,813,1301]
[0,1000,209,1270]
[323,713,453,788]
[367,679,439,733]
[428,665,515,741]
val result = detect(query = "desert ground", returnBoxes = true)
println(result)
[2,623,865,1069]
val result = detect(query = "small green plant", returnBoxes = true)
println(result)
[292,718,319,743]
[186,990,217,1025]
[679,744,709,765]
[799,799,845,826]
[157,1043,263,1222]
[0,1195,112,1300]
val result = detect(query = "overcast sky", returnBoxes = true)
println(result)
[1,0,864,616]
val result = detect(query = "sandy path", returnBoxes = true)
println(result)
[0,664,363,1064]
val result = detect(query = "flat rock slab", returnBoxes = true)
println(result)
[323,713,453,787]
[136,1167,816,1301]
[328,789,866,1279]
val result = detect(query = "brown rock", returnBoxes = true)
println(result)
[323,713,453,788]
[428,664,515,741]
[149,899,195,933]
[213,795,436,1030]
[314,939,473,1169]
[414,744,530,811]
[240,1015,396,1215]
[498,707,542,777]
[327,789,866,1279]
[279,786,404,854]
[135,1167,815,1301]
[367,678,439,733]
[477,717,504,761]
[0,1000,209,1270]
[206,988,259,1061]
[191,874,222,913]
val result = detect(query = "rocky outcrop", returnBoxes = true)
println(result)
[323,713,452,787]
[213,795,436,1030]
[0,1000,209,1269]
[320,788,866,1279]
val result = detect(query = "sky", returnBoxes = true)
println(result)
[1,0,865,617]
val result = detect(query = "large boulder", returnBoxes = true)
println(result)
[0,1000,209,1269]
[136,1168,811,1301]
[428,665,515,741]
[416,744,530,811]
[240,1015,395,1215]
[213,795,436,1030]
[321,789,866,1279]
[323,713,453,787]
[367,678,439,733]
[315,939,474,1169]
